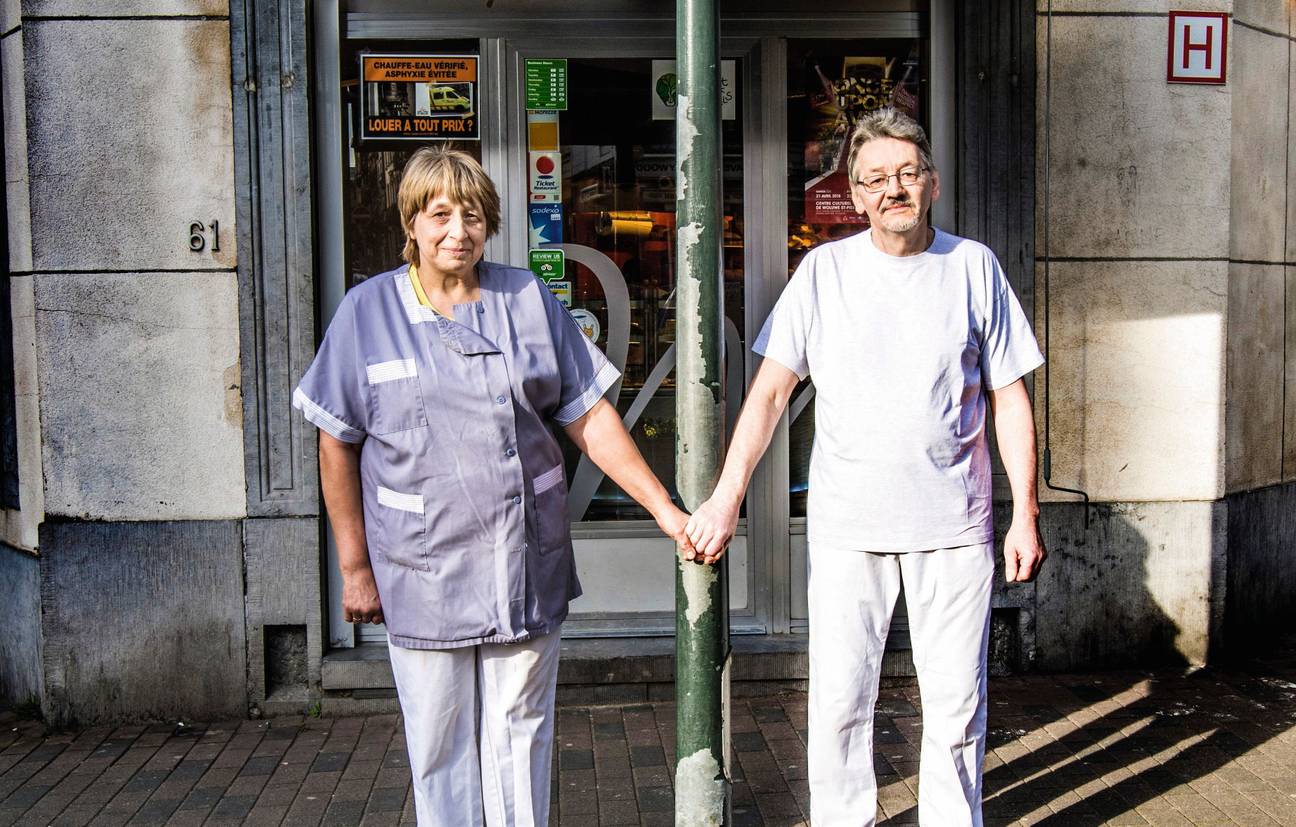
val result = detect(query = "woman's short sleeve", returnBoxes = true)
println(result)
[293,296,369,443]
[542,283,621,425]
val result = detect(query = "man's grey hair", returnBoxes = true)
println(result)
[846,107,935,177]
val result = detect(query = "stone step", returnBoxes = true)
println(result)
[316,635,916,715]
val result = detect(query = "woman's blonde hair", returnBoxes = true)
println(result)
[398,147,502,266]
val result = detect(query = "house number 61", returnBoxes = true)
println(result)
[189,220,222,253]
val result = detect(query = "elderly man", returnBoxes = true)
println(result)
[684,107,1046,825]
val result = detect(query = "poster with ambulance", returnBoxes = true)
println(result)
[360,53,479,141]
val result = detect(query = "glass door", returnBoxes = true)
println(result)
[326,31,766,643]
[503,45,758,636]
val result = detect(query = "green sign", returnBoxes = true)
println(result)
[525,59,568,110]
[528,249,565,282]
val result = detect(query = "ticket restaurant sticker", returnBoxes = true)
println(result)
[360,53,479,141]
[529,151,562,202]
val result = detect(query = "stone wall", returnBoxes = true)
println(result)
[38,521,247,725]
[0,3,253,721]
[1226,6,1293,493]
[1031,1,1294,667]
[1220,2,1296,651]
[1,0,40,551]
[1035,6,1231,504]
[22,11,244,520]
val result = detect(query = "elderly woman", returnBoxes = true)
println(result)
[293,148,690,826]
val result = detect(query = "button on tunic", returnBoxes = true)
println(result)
[293,262,620,649]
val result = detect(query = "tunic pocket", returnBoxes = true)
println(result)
[533,463,571,556]
[366,358,428,435]
[374,485,429,571]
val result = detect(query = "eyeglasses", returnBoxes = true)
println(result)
[853,167,929,193]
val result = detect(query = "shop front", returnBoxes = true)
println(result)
[308,2,957,661]
[312,1,953,661]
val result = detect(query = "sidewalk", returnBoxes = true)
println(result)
[2,636,1296,826]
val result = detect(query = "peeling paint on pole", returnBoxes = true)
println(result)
[676,91,699,195]
[676,0,729,822]
[681,556,717,627]
[676,749,725,826]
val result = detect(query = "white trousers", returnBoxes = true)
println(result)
[807,541,994,827]
[387,630,562,827]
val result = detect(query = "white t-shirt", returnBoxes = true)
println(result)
[754,227,1044,551]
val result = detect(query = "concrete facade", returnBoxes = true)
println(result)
[37,520,247,726]
[1221,8,1296,650]
[0,1,1292,721]
[34,273,245,520]
[1035,1,1296,670]
[1033,501,1227,671]
[1225,480,1296,658]
[1,5,252,723]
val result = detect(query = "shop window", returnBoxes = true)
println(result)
[541,57,746,522]
[341,39,482,284]
[785,39,924,518]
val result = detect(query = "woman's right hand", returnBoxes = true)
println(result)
[342,567,384,624]
[654,504,699,560]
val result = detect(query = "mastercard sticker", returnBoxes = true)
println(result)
[529,151,562,202]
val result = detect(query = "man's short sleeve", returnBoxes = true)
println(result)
[293,296,369,443]
[752,260,814,381]
[979,253,1044,390]
[543,282,621,425]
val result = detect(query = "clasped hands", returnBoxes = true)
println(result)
[659,496,737,566]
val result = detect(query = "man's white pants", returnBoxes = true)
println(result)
[387,630,562,827]
[807,542,994,827]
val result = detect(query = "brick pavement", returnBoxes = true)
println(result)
[3,637,1296,826]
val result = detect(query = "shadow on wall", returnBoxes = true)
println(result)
[1033,502,1204,673]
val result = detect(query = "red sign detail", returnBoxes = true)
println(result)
[1182,21,1213,70]
[1167,11,1228,85]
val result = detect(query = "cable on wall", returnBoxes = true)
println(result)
[1040,0,1093,529]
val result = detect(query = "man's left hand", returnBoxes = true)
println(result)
[1003,518,1046,582]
